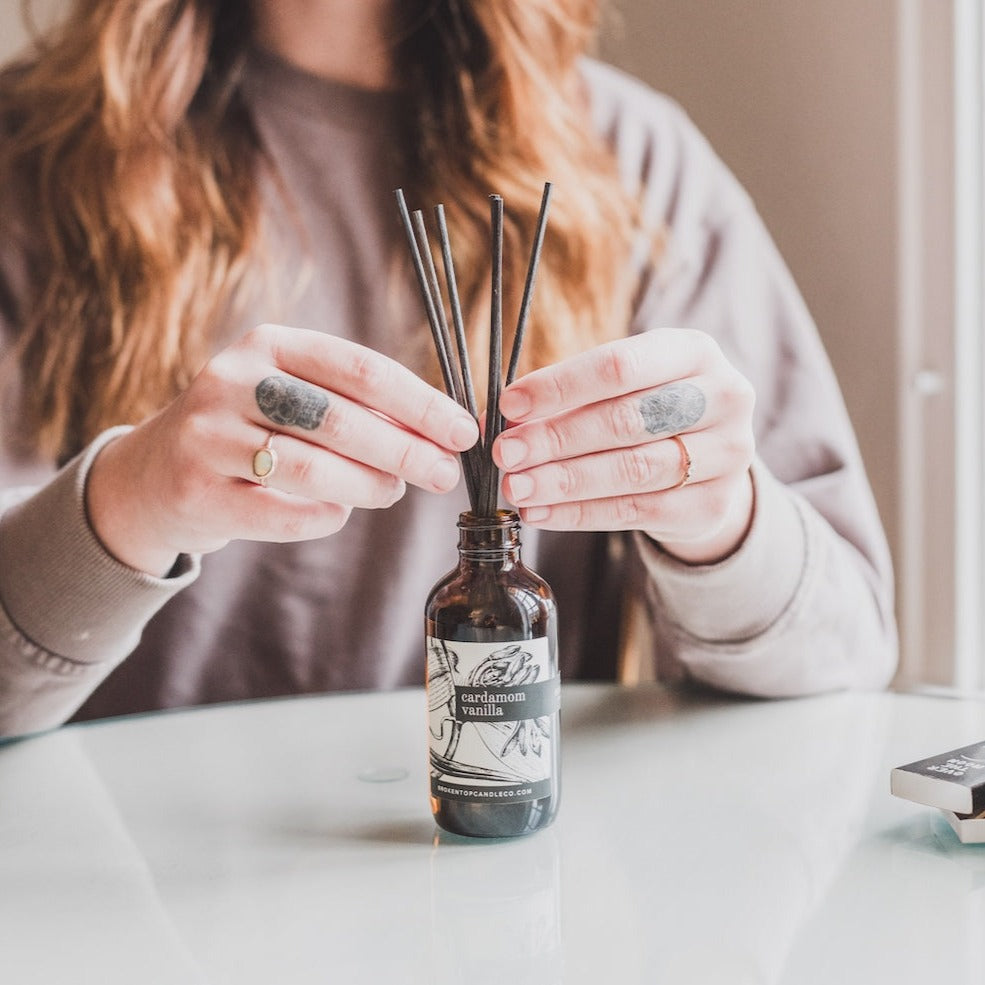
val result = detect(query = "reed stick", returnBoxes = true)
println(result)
[434,204,479,421]
[411,211,458,401]
[411,208,482,506]
[480,194,505,517]
[394,189,455,395]
[394,188,479,511]
[506,181,553,387]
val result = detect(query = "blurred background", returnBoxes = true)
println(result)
[1,1,978,692]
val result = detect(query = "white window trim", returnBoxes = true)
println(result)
[897,0,985,694]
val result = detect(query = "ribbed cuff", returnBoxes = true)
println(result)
[634,459,806,644]
[0,427,199,665]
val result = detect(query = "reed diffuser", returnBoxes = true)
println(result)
[396,184,561,838]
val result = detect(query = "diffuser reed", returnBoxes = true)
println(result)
[394,182,553,516]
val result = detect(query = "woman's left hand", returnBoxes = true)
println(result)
[493,328,757,565]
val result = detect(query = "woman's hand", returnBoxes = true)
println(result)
[493,328,756,565]
[86,324,480,576]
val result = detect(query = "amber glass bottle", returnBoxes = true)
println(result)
[425,510,561,838]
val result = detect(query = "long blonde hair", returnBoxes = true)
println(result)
[2,0,641,462]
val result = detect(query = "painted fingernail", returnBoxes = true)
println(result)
[431,458,460,492]
[523,506,550,523]
[508,473,535,503]
[450,416,479,450]
[498,436,527,469]
[500,389,531,420]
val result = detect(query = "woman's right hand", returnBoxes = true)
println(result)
[85,324,479,576]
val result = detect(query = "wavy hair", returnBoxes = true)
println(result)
[1,0,642,461]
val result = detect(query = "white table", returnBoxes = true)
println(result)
[1,683,983,984]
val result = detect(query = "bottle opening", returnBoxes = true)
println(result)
[458,509,520,529]
[457,510,521,555]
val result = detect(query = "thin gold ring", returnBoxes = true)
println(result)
[251,432,278,487]
[670,434,692,489]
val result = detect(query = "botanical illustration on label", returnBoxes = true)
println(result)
[427,637,560,804]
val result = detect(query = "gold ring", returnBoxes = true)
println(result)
[670,434,692,489]
[252,432,278,487]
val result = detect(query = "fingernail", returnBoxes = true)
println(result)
[498,436,527,469]
[508,473,535,503]
[500,389,531,420]
[431,458,459,492]
[523,506,550,523]
[388,478,407,505]
[450,416,479,450]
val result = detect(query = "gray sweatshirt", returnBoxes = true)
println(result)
[0,50,897,736]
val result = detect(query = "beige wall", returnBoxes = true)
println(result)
[0,1,901,559]
[599,0,900,562]
[1,2,52,58]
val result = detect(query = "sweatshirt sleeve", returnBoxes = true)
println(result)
[632,459,897,696]
[589,65,897,695]
[0,428,200,737]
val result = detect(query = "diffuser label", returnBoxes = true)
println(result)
[426,637,559,804]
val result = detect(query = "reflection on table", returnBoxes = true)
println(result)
[1,683,983,984]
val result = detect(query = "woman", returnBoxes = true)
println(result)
[0,0,897,737]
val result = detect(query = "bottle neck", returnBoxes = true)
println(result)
[457,510,522,564]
